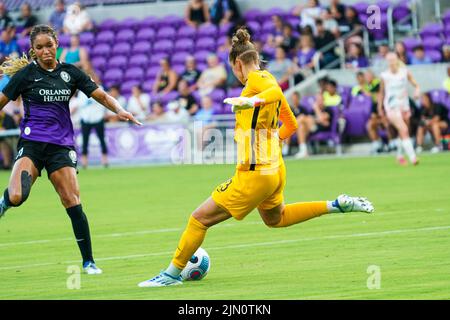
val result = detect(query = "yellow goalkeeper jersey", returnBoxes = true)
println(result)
[234,70,298,171]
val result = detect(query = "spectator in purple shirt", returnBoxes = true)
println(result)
[48,0,66,33]
[345,43,368,69]
[296,33,316,70]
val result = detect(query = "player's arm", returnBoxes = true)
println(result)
[278,95,298,140]
[91,88,142,125]
[407,70,420,99]
[377,79,385,117]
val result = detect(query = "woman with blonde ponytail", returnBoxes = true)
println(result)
[0,24,141,275]
[138,28,374,287]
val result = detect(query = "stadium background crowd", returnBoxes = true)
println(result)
[0,0,449,168]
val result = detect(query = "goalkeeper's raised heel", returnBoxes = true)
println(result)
[330,194,374,214]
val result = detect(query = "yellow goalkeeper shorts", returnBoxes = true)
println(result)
[211,162,286,220]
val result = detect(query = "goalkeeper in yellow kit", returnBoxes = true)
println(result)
[138,28,374,287]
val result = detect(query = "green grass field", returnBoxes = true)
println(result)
[0,153,449,300]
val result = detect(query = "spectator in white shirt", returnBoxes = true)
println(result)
[63,2,93,35]
[126,85,150,122]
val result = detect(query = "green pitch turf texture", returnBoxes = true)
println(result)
[0,153,449,300]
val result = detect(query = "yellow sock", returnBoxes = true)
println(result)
[272,201,328,228]
[171,215,208,270]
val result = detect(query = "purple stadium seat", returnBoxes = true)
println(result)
[217,36,229,47]
[429,89,448,105]
[128,54,149,68]
[211,103,225,115]
[219,22,232,36]
[157,27,177,40]
[98,19,117,32]
[261,20,275,33]
[376,0,391,13]
[116,29,135,43]
[197,63,208,72]
[91,56,107,72]
[171,51,191,65]
[152,40,174,54]
[136,28,156,42]
[142,80,155,93]
[17,37,30,53]
[58,34,71,47]
[174,39,195,53]
[121,80,140,95]
[209,89,226,103]
[112,42,131,55]
[159,15,184,28]
[193,50,211,64]
[443,9,450,26]
[422,37,444,51]
[177,25,197,39]
[195,37,216,51]
[138,16,160,29]
[172,64,185,75]
[149,53,169,66]
[393,0,411,24]
[348,95,372,115]
[402,37,421,51]
[352,1,369,15]
[425,50,443,63]
[197,23,218,38]
[160,91,179,106]
[146,66,161,80]
[420,23,444,39]
[343,107,370,137]
[227,87,242,97]
[132,41,151,55]
[96,30,115,44]
[244,9,262,22]
[287,17,300,29]
[124,67,145,81]
[118,17,140,31]
[79,32,95,47]
[103,68,124,84]
[337,86,352,108]
[91,43,111,58]
[300,95,316,113]
[247,21,261,35]
[108,55,128,70]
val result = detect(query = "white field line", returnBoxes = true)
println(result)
[0,224,448,272]
[0,212,390,249]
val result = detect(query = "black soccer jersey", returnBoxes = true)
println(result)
[2,61,98,147]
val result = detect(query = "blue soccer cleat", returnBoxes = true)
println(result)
[138,271,183,287]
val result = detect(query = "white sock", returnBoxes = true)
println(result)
[165,262,182,277]
[371,140,381,152]
[327,200,341,213]
[401,138,417,162]
[298,143,307,153]
[395,139,403,158]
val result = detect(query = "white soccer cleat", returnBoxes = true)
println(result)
[83,261,103,275]
[334,194,374,213]
[138,272,183,288]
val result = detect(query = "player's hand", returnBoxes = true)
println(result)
[223,96,264,113]
[117,109,142,125]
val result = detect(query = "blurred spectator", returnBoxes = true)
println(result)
[314,19,337,68]
[266,15,284,48]
[328,0,346,26]
[409,45,432,65]
[197,54,227,96]
[351,71,370,97]
[49,0,66,32]
[295,33,316,70]
[416,93,449,153]
[293,0,323,33]
[267,47,295,90]
[395,41,409,65]
[60,35,90,72]
[73,88,109,169]
[345,43,368,69]
[181,55,201,92]
[105,85,126,122]
[443,66,450,94]
[295,81,337,158]
[194,96,217,150]
[0,109,17,169]
[15,3,38,37]
[254,39,271,68]
[165,101,190,124]
[127,85,151,122]
[148,101,166,122]
[185,0,210,27]
[278,24,299,55]
[321,8,339,37]
[210,0,241,26]
[340,6,362,34]
[218,35,231,54]
[152,57,178,96]
[177,79,199,116]
[371,43,389,69]
[63,2,93,35]
[0,30,19,61]
[443,45,450,63]
[0,2,14,32]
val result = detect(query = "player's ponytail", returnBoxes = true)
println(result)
[229,27,259,66]
[0,53,30,77]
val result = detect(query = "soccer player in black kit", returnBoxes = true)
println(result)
[0,25,141,274]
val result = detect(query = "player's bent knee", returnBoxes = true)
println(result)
[60,193,80,208]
